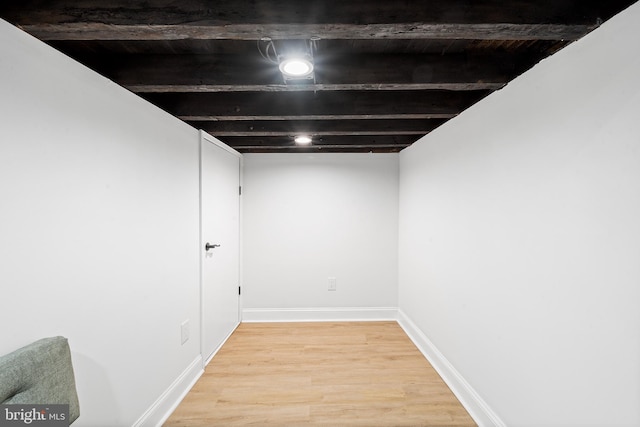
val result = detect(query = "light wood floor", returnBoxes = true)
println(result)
[165,321,476,426]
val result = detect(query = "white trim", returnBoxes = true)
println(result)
[238,153,244,324]
[197,130,205,374]
[132,355,204,427]
[396,310,505,427]
[200,129,242,158]
[198,129,243,366]
[242,307,398,322]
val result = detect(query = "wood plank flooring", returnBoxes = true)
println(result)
[164,321,476,426]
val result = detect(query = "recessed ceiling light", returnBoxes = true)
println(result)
[294,135,312,144]
[279,57,314,78]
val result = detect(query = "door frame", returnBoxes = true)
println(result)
[198,130,243,366]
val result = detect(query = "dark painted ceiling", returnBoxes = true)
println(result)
[1,1,636,152]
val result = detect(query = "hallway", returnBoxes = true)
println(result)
[165,322,475,426]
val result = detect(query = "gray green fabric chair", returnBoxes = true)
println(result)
[0,337,80,424]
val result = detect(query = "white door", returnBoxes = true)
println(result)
[200,132,241,363]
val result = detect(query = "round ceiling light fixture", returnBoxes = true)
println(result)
[279,57,314,78]
[294,135,313,144]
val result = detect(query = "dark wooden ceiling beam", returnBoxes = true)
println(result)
[91,53,515,93]
[127,83,503,92]
[192,119,445,136]
[234,146,407,153]
[180,114,455,121]
[17,23,595,41]
[234,144,409,152]
[222,134,416,148]
[215,130,424,136]
[1,0,627,26]
[143,90,489,119]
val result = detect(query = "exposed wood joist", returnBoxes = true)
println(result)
[143,90,489,120]
[224,135,416,153]
[127,83,503,93]
[192,119,446,137]
[233,145,410,153]
[5,0,625,43]
[17,23,595,41]
[1,0,622,26]
[180,114,456,121]
[92,53,517,93]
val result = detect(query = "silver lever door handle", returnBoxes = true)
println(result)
[205,243,221,251]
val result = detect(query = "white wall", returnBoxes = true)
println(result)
[398,3,640,426]
[242,153,399,317]
[0,21,201,426]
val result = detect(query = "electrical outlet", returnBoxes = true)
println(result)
[181,319,190,345]
[328,277,337,291]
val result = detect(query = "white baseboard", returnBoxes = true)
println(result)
[396,310,505,427]
[132,355,204,427]
[242,307,398,322]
